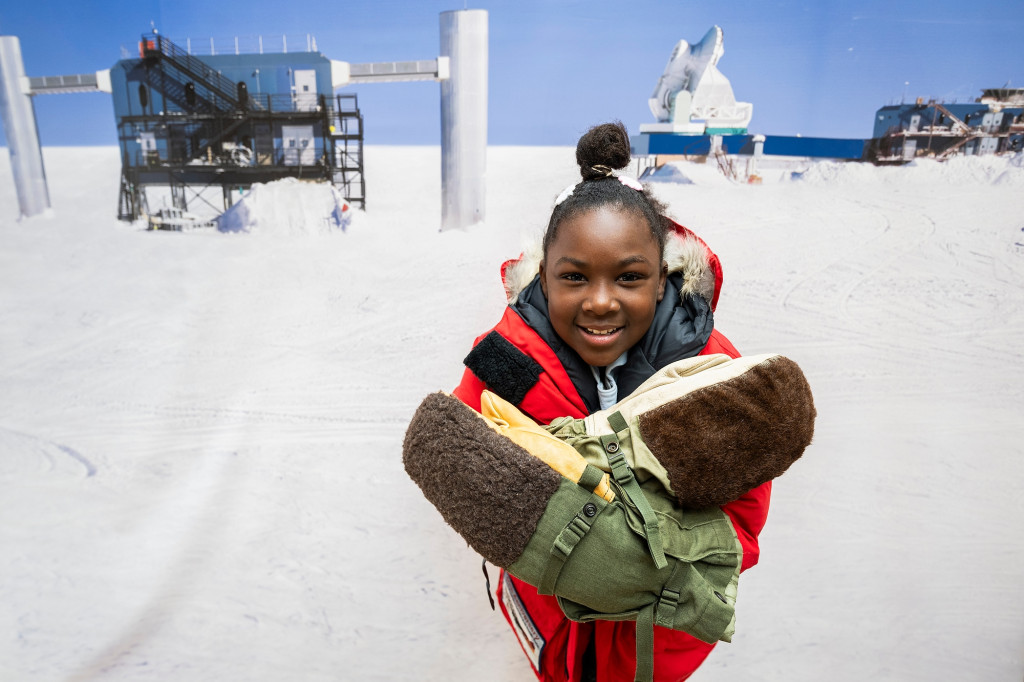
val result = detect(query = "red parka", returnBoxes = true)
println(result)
[452,223,772,682]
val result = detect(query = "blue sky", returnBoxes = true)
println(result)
[1,0,1022,147]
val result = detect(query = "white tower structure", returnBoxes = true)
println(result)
[439,9,488,231]
[640,26,752,135]
[0,36,50,218]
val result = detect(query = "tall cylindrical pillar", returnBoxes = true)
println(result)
[439,10,487,231]
[0,36,51,218]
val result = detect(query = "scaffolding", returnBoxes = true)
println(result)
[117,33,365,221]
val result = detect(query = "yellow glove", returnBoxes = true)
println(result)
[478,390,614,503]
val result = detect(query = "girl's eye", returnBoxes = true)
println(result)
[618,272,643,282]
[561,272,586,282]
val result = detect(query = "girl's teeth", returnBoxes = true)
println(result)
[587,328,617,335]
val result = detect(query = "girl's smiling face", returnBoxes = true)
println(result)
[539,207,667,367]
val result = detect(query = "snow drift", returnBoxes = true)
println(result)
[217,178,352,235]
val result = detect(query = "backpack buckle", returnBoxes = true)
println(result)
[655,587,682,628]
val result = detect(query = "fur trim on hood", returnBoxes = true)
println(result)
[503,228,719,309]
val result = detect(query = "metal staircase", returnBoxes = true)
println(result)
[136,33,261,165]
[331,94,365,208]
[140,33,259,112]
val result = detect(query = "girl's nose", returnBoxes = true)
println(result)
[583,282,620,315]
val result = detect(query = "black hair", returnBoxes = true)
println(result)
[543,121,669,256]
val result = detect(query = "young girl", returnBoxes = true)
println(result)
[452,122,771,682]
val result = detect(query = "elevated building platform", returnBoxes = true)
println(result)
[113,33,365,220]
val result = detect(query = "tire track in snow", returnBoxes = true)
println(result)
[846,195,1024,365]
[776,202,885,317]
[778,197,936,327]
[0,427,96,477]
[763,193,1020,406]
[97,400,417,426]
[835,210,937,324]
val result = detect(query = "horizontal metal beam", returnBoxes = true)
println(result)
[28,70,111,94]
[348,58,448,83]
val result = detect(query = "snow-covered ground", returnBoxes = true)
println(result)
[1,146,1022,681]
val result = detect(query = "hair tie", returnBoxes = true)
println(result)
[590,164,615,177]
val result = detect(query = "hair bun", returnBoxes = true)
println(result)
[576,121,631,180]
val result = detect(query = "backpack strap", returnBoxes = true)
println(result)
[601,411,667,570]
[537,491,604,595]
[634,563,687,682]
[536,461,614,595]
[576,462,606,493]
[635,604,656,682]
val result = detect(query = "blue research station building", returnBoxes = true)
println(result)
[109,33,364,219]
